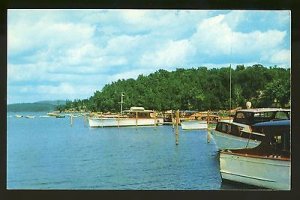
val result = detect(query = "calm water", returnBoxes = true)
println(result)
[7,112,259,190]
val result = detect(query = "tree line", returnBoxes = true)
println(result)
[57,64,290,112]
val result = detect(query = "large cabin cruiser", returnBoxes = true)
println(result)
[209,108,290,150]
[88,107,164,128]
[220,120,291,190]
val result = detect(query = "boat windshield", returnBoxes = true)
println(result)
[233,111,290,125]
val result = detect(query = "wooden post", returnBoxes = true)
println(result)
[172,117,175,129]
[207,128,211,143]
[135,112,138,127]
[117,114,119,128]
[207,110,210,129]
[207,110,210,143]
[175,110,179,145]
[154,111,157,128]
[70,114,73,127]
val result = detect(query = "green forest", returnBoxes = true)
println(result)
[58,64,290,112]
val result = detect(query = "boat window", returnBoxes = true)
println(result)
[221,123,227,132]
[282,132,290,152]
[252,112,273,124]
[138,112,151,118]
[275,135,282,144]
[227,124,231,133]
[216,122,223,131]
[274,111,289,120]
[236,112,245,119]
[234,112,252,124]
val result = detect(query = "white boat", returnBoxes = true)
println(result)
[220,120,291,190]
[39,115,51,118]
[25,115,35,119]
[181,120,208,130]
[47,111,65,118]
[15,115,23,118]
[180,112,220,130]
[210,108,290,150]
[88,107,164,128]
[47,111,60,117]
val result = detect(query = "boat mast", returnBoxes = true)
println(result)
[120,92,124,115]
[230,64,232,111]
[229,29,232,112]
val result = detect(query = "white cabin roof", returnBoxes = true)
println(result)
[123,107,154,113]
[236,108,290,113]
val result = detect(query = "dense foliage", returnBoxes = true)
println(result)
[8,103,59,112]
[60,64,290,112]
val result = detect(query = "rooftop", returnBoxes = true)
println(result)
[236,108,290,113]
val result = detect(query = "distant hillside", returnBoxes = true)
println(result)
[7,100,65,112]
[34,100,66,105]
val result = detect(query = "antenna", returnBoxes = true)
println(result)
[229,27,233,111]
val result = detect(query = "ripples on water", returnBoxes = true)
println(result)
[7,112,260,190]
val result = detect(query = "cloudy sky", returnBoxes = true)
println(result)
[7,9,291,104]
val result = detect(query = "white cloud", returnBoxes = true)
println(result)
[120,9,148,24]
[8,63,46,82]
[139,39,195,68]
[190,14,287,61]
[269,49,291,65]
[7,9,291,103]
[8,13,95,56]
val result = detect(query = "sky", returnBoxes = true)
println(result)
[7,9,291,104]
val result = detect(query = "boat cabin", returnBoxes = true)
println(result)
[233,108,290,125]
[123,107,156,118]
[226,120,291,159]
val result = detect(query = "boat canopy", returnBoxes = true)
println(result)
[252,119,290,127]
[236,108,290,113]
[233,109,290,125]
[130,107,145,111]
[123,107,154,113]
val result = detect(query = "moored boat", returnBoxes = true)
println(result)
[47,111,65,118]
[88,107,164,128]
[25,115,35,119]
[180,111,220,130]
[47,111,60,117]
[220,120,291,190]
[15,114,23,118]
[181,120,208,130]
[210,108,290,150]
[39,115,51,118]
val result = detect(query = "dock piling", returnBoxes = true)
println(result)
[70,114,73,127]
[175,110,179,145]
[207,128,211,143]
[154,111,157,130]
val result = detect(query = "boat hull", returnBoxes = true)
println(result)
[220,152,291,190]
[210,130,261,150]
[181,120,208,130]
[88,117,164,127]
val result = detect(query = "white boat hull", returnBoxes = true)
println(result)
[88,117,164,127]
[220,152,291,190]
[210,130,261,150]
[181,120,208,130]
[219,119,233,123]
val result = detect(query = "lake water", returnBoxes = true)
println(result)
[7,112,261,190]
